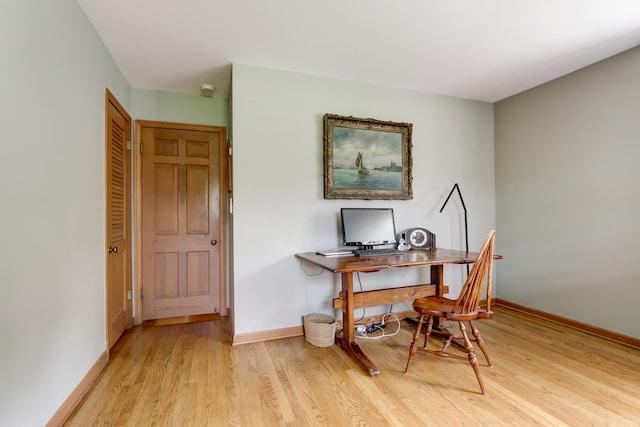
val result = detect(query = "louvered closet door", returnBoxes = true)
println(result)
[106,90,131,349]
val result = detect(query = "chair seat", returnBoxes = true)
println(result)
[413,296,457,316]
[414,296,492,321]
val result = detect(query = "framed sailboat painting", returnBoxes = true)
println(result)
[323,114,413,200]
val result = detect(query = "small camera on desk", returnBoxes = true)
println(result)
[398,228,436,250]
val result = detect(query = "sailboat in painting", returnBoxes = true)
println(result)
[355,152,370,175]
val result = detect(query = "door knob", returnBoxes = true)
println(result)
[108,246,118,254]
[210,240,218,246]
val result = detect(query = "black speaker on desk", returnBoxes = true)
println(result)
[399,228,436,250]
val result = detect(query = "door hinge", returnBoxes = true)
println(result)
[126,140,132,151]
[140,287,143,300]
[140,143,143,154]
[127,290,132,301]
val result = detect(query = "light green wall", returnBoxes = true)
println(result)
[0,1,130,425]
[495,46,640,338]
[4,1,636,423]
[230,64,496,337]
[131,88,229,127]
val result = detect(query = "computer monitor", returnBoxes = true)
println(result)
[340,208,398,250]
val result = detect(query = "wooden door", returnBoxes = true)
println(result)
[105,89,132,349]
[140,121,225,320]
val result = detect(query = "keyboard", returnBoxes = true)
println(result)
[353,248,403,257]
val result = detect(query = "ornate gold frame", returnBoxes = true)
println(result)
[323,114,413,200]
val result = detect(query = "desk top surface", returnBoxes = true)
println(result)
[295,248,499,273]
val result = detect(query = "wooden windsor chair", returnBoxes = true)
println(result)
[404,230,495,394]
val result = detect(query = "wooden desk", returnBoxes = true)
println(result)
[295,249,499,376]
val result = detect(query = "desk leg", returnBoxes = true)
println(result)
[429,264,464,350]
[431,264,444,297]
[342,272,354,343]
[404,265,445,328]
[430,264,445,329]
[336,272,380,376]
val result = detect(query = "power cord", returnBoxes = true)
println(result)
[354,313,401,340]
[298,259,325,277]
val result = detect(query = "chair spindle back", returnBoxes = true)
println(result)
[452,230,495,315]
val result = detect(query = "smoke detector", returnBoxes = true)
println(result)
[200,84,215,97]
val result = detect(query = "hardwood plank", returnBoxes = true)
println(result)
[63,307,640,426]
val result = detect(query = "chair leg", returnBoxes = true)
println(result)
[468,351,485,395]
[422,316,434,349]
[459,321,486,395]
[469,320,492,367]
[405,315,425,373]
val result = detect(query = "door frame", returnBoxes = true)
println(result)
[133,120,228,325]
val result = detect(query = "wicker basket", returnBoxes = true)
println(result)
[303,313,337,347]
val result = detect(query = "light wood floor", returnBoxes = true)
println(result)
[64,306,640,426]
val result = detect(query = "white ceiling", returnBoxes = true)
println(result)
[77,0,640,103]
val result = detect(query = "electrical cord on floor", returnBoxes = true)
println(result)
[354,313,401,340]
